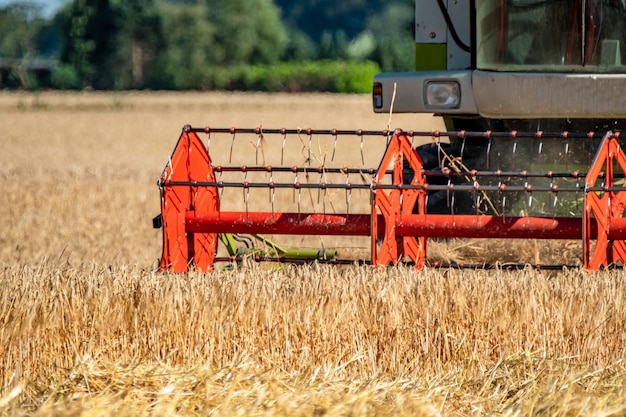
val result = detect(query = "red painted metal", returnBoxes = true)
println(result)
[186,212,373,236]
[396,214,626,240]
[184,212,626,241]
[371,130,427,268]
[583,132,626,269]
[396,215,584,239]
[159,127,219,272]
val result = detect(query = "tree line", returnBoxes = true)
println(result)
[0,0,415,92]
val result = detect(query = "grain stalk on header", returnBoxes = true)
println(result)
[438,147,500,216]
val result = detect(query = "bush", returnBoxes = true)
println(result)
[51,65,82,90]
[205,60,381,93]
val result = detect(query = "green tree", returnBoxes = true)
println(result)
[276,0,383,43]
[58,0,118,88]
[0,3,49,88]
[58,0,166,89]
[205,0,287,66]
[276,0,415,71]
[318,30,350,60]
[0,3,43,57]
[282,30,316,61]
[158,1,216,89]
[111,0,167,88]
[156,0,289,89]
[366,1,415,72]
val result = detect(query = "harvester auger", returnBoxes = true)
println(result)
[154,125,626,272]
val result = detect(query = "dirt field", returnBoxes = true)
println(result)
[2,91,626,416]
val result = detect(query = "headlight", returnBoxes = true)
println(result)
[424,81,460,109]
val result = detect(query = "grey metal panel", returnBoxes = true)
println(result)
[472,71,626,119]
[446,0,471,70]
[373,71,478,114]
[415,1,447,43]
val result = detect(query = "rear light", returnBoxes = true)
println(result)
[424,81,460,109]
[372,82,383,109]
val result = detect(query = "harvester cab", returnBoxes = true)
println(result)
[155,0,626,272]
[373,0,626,133]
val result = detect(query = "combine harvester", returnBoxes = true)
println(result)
[155,0,626,272]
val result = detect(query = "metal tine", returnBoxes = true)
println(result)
[298,184,302,215]
[575,176,580,212]
[307,131,312,166]
[472,172,479,214]
[245,187,250,216]
[486,137,492,169]
[317,170,322,204]
[245,187,250,217]
[317,147,326,204]
[255,129,262,165]
[437,133,443,167]
[446,176,452,211]
[346,174,351,214]
[331,129,338,162]
[243,170,249,216]
[523,172,531,210]
[229,130,236,163]
[497,171,504,217]
[360,133,365,165]
[535,130,544,161]
[548,176,556,214]
[460,136,466,158]
[206,131,211,151]
[218,170,225,202]
[293,169,302,215]
[269,170,275,216]
[293,169,298,204]
[281,130,287,165]
[316,174,321,204]
[321,163,329,215]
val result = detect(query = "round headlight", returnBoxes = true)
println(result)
[425,81,461,109]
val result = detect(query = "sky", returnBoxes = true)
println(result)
[0,0,69,17]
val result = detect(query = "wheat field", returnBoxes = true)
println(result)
[2,91,626,416]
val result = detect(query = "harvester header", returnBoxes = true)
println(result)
[154,126,626,271]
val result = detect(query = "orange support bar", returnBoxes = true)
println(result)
[159,126,219,272]
[185,212,373,236]
[583,131,626,269]
[371,130,427,268]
